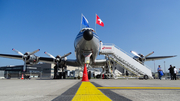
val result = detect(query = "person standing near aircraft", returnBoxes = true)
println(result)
[126,71,129,80]
[173,66,177,80]
[168,65,174,80]
[157,65,163,80]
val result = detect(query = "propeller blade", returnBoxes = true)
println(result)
[61,52,72,58]
[145,51,154,58]
[131,51,141,57]
[12,48,24,56]
[23,58,26,72]
[29,49,40,55]
[44,52,56,59]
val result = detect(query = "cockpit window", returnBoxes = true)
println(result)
[80,29,86,32]
[80,28,95,33]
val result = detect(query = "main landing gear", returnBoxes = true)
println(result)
[53,65,67,79]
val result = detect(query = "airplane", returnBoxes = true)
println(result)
[0,28,107,79]
[0,27,177,79]
[130,51,176,64]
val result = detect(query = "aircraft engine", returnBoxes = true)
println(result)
[131,51,154,64]
[44,52,71,67]
[132,55,145,63]
[24,54,39,65]
[12,49,40,72]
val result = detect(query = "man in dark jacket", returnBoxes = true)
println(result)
[168,65,174,80]
[126,71,129,80]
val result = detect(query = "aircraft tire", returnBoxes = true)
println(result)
[63,72,66,79]
[59,72,62,79]
[144,75,148,80]
[96,74,100,79]
[88,71,91,80]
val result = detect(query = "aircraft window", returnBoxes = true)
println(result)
[80,29,95,33]
[80,29,86,32]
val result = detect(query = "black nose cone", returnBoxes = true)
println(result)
[83,30,93,41]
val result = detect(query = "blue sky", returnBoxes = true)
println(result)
[0,0,180,72]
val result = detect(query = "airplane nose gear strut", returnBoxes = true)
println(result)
[83,53,92,80]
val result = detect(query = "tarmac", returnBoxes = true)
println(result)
[0,78,180,101]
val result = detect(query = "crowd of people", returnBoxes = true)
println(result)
[157,65,178,80]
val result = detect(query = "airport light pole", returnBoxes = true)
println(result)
[154,61,155,73]
[164,61,166,76]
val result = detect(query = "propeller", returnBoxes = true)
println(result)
[12,48,40,72]
[130,51,141,58]
[44,52,56,59]
[145,51,154,58]
[131,51,154,64]
[44,51,71,76]
[44,52,71,64]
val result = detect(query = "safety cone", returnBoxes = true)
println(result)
[21,74,24,80]
[81,64,89,82]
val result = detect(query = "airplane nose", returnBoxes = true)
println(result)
[83,30,93,41]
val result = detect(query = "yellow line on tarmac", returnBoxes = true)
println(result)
[72,82,111,101]
[97,87,180,90]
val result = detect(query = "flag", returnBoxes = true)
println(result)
[82,14,89,27]
[96,14,104,27]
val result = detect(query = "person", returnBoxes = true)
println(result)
[157,65,163,80]
[168,65,174,80]
[126,71,129,80]
[173,66,177,80]
[8,73,11,79]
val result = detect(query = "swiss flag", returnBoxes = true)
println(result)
[96,14,104,27]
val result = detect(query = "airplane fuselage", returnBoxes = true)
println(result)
[74,28,100,66]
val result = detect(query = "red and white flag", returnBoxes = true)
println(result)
[96,14,104,27]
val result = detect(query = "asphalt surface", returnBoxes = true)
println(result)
[0,78,180,101]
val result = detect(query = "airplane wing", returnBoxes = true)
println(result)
[0,54,22,60]
[92,59,107,66]
[39,57,80,66]
[145,55,177,61]
[65,59,80,66]
[0,54,80,66]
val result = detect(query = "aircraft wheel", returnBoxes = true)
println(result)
[59,72,62,79]
[93,73,95,78]
[144,75,148,80]
[88,71,91,80]
[63,72,66,79]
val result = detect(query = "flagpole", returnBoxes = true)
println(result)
[95,14,96,32]
[80,13,82,30]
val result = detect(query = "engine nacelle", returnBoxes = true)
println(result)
[133,56,145,64]
[24,55,39,65]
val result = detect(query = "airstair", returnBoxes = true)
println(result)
[99,43,153,79]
